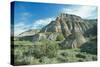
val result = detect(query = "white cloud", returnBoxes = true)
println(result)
[14,22,31,36]
[20,12,32,17]
[32,17,55,29]
[14,12,33,36]
[62,6,97,19]
[14,17,55,36]
[19,12,32,21]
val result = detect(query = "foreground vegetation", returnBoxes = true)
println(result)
[12,37,97,65]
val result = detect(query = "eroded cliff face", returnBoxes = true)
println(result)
[41,13,93,34]
[38,13,96,48]
[17,13,96,48]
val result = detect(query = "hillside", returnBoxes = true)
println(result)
[33,13,97,48]
[13,13,97,65]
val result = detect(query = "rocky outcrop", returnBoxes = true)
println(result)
[18,29,39,37]
[40,13,95,48]
[33,33,47,41]
[33,13,96,48]
[32,32,61,41]
[15,13,97,49]
[40,13,93,34]
[60,29,86,48]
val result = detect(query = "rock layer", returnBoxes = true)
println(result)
[33,13,96,48]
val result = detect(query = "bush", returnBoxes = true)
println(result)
[33,39,59,58]
[76,52,97,61]
[76,53,86,59]
[33,42,47,58]
[13,39,59,65]
[56,34,64,41]
[14,56,40,65]
[46,41,59,58]
[14,41,33,45]
[14,45,36,65]
[39,57,51,64]
[57,49,79,62]
[80,40,97,55]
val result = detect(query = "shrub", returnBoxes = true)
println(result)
[57,49,79,62]
[46,41,59,58]
[14,45,40,65]
[76,53,86,59]
[56,34,64,41]
[76,52,97,61]
[14,56,40,65]
[14,41,33,45]
[57,55,68,62]
[33,39,59,58]
[39,57,51,64]
[33,42,47,58]
[80,40,97,55]
[14,39,59,65]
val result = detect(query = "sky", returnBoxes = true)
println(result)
[12,1,97,35]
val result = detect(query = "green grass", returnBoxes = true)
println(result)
[14,40,33,45]
[12,38,97,65]
[57,49,97,62]
[56,34,64,41]
[80,37,97,55]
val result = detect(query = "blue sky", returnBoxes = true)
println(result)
[12,1,97,35]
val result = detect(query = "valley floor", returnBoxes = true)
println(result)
[11,40,97,65]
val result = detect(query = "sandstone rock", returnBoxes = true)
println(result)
[40,13,93,35]
[33,13,96,48]
[18,29,39,37]
[33,33,47,42]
